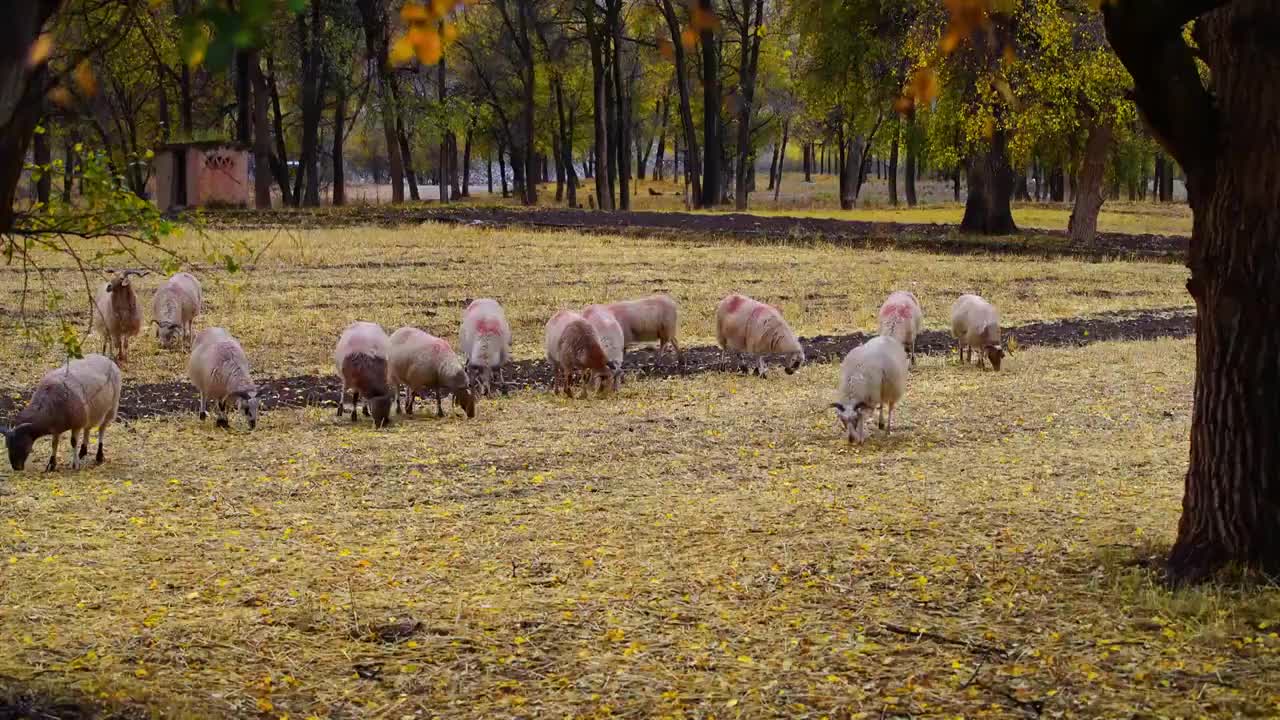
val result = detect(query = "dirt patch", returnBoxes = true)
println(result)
[199,206,1191,262]
[0,308,1193,422]
[0,683,143,720]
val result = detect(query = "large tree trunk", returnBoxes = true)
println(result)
[0,1,60,234]
[462,128,472,198]
[803,142,812,182]
[603,49,619,207]
[1067,121,1112,244]
[332,76,347,206]
[62,132,76,203]
[297,2,326,207]
[517,1,537,206]
[773,119,789,202]
[235,50,251,144]
[960,128,1018,234]
[657,0,702,206]
[265,54,294,205]
[586,11,612,210]
[609,3,631,210]
[498,140,509,198]
[699,0,721,207]
[249,51,272,209]
[1105,0,1280,583]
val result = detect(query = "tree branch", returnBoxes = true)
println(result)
[1101,0,1226,203]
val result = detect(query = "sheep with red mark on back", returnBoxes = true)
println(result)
[715,293,804,378]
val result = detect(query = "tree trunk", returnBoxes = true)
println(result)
[266,54,294,205]
[887,117,900,206]
[773,119,789,202]
[603,43,619,208]
[904,116,917,207]
[356,0,404,204]
[1067,121,1112,244]
[838,132,858,210]
[392,74,419,202]
[179,62,193,136]
[235,50,251,144]
[249,51,272,209]
[486,148,493,194]
[658,0,701,205]
[609,3,631,210]
[960,129,1018,234]
[586,13,612,211]
[733,0,764,211]
[518,0,537,206]
[1103,0,1280,583]
[332,76,346,206]
[498,140,509,198]
[699,0,721,207]
[462,129,472,197]
[297,2,325,207]
[1161,156,1175,201]
[62,132,76,203]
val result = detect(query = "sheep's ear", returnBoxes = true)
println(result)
[830,402,846,412]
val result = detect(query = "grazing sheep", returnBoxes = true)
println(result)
[2,354,122,471]
[831,336,909,444]
[607,293,682,366]
[877,290,924,366]
[188,327,259,430]
[582,304,625,390]
[92,269,148,364]
[459,298,512,397]
[544,310,617,398]
[333,321,393,427]
[715,293,805,377]
[388,327,476,419]
[152,272,203,349]
[951,294,1005,371]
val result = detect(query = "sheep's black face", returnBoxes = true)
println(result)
[3,427,34,471]
[831,403,871,444]
[156,322,181,348]
[454,388,476,418]
[369,395,393,428]
[238,394,260,430]
[986,345,1005,372]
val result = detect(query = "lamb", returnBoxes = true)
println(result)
[582,304,625,390]
[714,293,805,377]
[388,327,476,419]
[877,290,924,366]
[607,293,682,366]
[458,298,512,396]
[92,269,148,364]
[950,294,1006,371]
[333,321,393,427]
[187,327,259,430]
[830,336,909,444]
[152,271,203,349]
[2,354,122,471]
[544,310,618,398]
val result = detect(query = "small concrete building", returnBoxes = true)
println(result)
[152,141,250,211]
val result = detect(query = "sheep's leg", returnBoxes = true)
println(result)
[406,388,416,416]
[910,340,916,367]
[215,399,230,429]
[395,385,402,415]
[46,433,60,472]
[336,381,346,417]
[95,424,107,464]
[498,366,508,396]
[350,391,359,422]
[435,387,444,417]
[878,404,886,430]
[69,429,81,470]
[886,403,895,433]
[78,430,89,461]
[978,350,986,370]
[756,356,769,379]
[670,338,684,369]
[199,392,208,421]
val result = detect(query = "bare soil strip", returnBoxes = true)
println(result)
[201,206,1190,261]
[0,308,1193,422]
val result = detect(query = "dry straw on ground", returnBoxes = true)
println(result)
[2,338,1279,718]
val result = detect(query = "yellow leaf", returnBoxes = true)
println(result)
[74,60,97,96]
[390,36,415,66]
[27,34,53,67]
[401,3,429,22]
[415,30,443,64]
[257,698,274,712]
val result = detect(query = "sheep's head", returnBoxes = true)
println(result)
[784,350,805,375]
[155,321,182,348]
[108,269,148,293]
[234,390,260,430]
[2,424,36,471]
[985,344,1005,371]
[368,394,393,428]
[467,363,492,395]
[831,402,873,444]
[592,361,619,395]
[453,386,477,418]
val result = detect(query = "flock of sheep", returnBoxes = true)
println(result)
[1,268,1008,472]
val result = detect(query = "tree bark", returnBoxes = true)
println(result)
[699,0,721,207]
[960,128,1018,234]
[603,49,618,207]
[657,0,702,206]
[585,3,612,210]
[265,54,294,206]
[732,0,764,210]
[297,2,326,207]
[391,75,419,202]
[498,139,509,197]
[1067,121,1112,244]
[609,1,631,209]
[332,75,347,206]
[249,50,272,209]
[904,114,917,207]
[62,132,76,203]
[462,128,472,197]
[773,118,789,202]
[1105,0,1280,583]
[235,50,251,144]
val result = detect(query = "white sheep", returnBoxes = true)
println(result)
[2,354,122,471]
[877,290,924,366]
[582,304,625,390]
[459,298,512,396]
[950,294,1005,371]
[92,269,148,364]
[607,293,682,366]
[715,293,805,377]
[334,321,393,427]
[152,271,203,349]
[831,336,909,443]
[188,327,259,430]
[388,327,476,418]
[545,310,617,398]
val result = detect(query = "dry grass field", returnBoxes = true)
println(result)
[3,223,1277,719]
